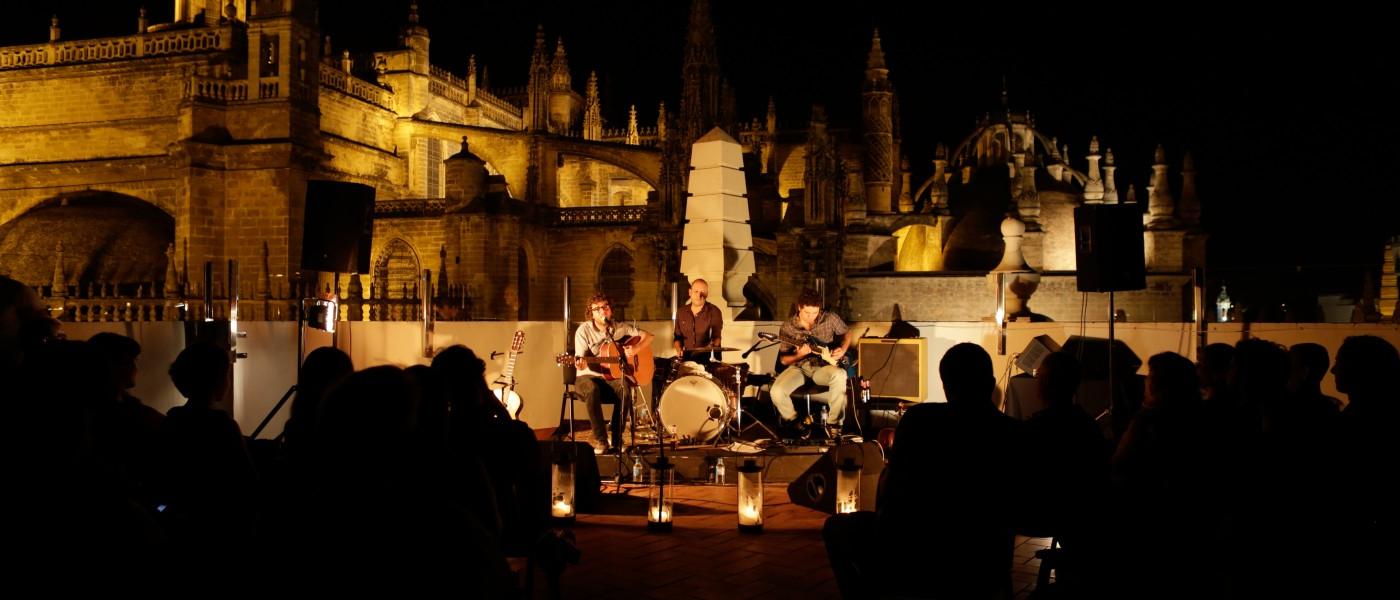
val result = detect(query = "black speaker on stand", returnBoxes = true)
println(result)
[301,180,376,274]
[1074,204,1145,439]
[1074,204,1145,293]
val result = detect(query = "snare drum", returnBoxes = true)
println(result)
[658,374,731,443]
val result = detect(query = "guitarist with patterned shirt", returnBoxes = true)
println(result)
[573,292,654,454]
[773,288,853,435]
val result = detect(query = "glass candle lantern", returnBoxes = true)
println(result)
[836,456,862,514]
[647,456,675,532]
[737,459,763,533]
[550,453,576,523]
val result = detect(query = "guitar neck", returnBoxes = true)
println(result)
[501,351,519,380]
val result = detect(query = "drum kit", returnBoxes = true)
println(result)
[655,345,770,444]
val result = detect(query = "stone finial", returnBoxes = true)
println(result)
[935,142,947,160]
[223,0,237,21]
[341,49,352,73]
[766,96,777,133]
[49,15,61,42]
[626,104,640,145]
[408,1,420,24]
[1089,136,1100,155]
[51,240,67,297]
[323,35,332,59]
[1125,184,1137,204]
[657,101,668,141]
[866,28,887,72]
[1154,143,1167,165]
[138,7,149,33]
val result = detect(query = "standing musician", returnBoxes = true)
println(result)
[574,292,654,454]
[772,288,853,432]
[673,278,724,362]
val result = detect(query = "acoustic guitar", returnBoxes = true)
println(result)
[778,332,850,369]
[490,330,525,419]
[554,335,655,385]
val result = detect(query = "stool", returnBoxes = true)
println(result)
[791,381,830,439]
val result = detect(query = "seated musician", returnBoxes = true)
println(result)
[672,278,724,362]
[772,288,853,432]
[573,293,654,454]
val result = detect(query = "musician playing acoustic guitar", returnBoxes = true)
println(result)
[573,292,654,454]
[773,288,852,434]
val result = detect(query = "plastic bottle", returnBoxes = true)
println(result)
[716,457,726,484]
[632,458,643,483]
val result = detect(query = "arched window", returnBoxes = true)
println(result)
[375,239,421,298]
[598,247,634,321]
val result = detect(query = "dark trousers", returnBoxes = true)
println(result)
[576,376,652,447]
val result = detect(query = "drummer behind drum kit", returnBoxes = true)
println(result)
[657,346,780,445]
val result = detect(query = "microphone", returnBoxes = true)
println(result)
[757,332,778,342]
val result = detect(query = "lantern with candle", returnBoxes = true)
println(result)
[647,455,675,531]
[737,459,763,533]
[836,456,862,514]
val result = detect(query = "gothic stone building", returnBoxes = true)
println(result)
[0,0,1204,324]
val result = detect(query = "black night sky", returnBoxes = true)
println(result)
[6,1,1397,312]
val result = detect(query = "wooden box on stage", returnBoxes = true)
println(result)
[857,338,927,402]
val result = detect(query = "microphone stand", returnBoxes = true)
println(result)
[731,339,784,443]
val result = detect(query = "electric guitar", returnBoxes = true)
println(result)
[554,335,655,385]
[490,330,525,419]
[778,332,850,369]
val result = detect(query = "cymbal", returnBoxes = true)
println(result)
[684,346,740,352]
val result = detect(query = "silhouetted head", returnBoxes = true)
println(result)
[1036,351,1081,408]
[1146,352,1200,409]
[940,342,995,406]
[431,344,490,414]
[1288,342,1330,391]
[1332,335,1400,407]
[1197,342,1235,398]
[169,341,230,405]
[1230,338,1290,400]
[1,276,61,370]
[88,332,142,392]
[318,365,415,461]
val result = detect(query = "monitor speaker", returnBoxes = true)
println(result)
[301,180,375,273]
[786,441,884,514]
[1074,204,1146,292]
[858,338,927,401]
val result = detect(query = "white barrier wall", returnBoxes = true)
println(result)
[61,320,1400,435]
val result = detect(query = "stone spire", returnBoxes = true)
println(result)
[526,25,550,132]
[1178,151,1201,226]
[929,143,950,213]
[862,28,895,213]
[467,54,477,102]
[656,101,667,141]
[898,156,915,213]
[49,15,60,43]
[549,38,571,92]
[1146,144,1176,229]
[583,71,602,141]
[51,240,67,297]
[1102,148,1119,204]
[626,105,640,145]
[138,7,148,33]
[679,0,724,146]
[546,38,573,134]
[1083,136,1104,203]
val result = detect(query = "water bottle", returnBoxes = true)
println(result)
[632,458,643,483]
[715,458,726,485]
[820,405,830,426]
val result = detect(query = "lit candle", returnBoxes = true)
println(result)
[740,503,760,524]
[551,500,573,518]
[649,506,672,522]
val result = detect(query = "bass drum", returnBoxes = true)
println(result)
[658,374,731,443]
